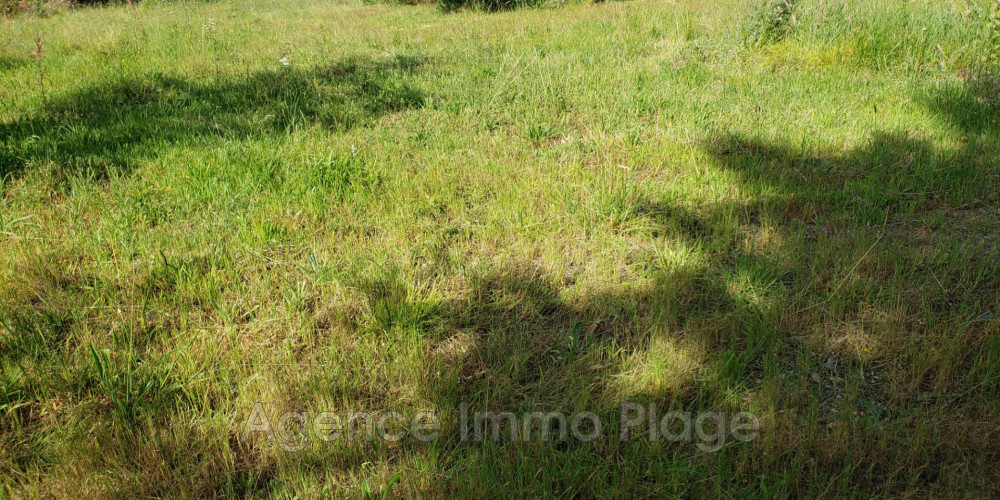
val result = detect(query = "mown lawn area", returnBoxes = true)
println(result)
[2,0,999,496]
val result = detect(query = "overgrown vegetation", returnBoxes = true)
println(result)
[1,0,998,497]
[986,0,1000,68]
[436,0,543,13]
[743,0,799,46]
[1,0,106,17]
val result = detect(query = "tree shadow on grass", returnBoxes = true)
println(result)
[923,72,1000,138]
[337,258,759,497]
[46,70,995,496]
[362,79,1000,496]
[0,54,427,183]
[5,62,999,497]
[0,53,427,495]
[0,54,30,72]
[190,74,1000,493]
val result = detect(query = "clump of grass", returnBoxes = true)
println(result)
[744,0,799,46]
[89,345,188,426]
[526,123,557,144]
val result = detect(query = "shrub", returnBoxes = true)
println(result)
[2,0,121,17]
[743,0,799,46]
[437,0,545,12]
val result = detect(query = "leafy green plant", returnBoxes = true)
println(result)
[526,123,557,144]
[549,321,588,362]
[363,271,439,334]
[361,471,403,500]
[89,345,188,426]
[744,0,799,46]
[987,0,1000,69]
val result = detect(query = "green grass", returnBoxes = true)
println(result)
[1,0,999,497]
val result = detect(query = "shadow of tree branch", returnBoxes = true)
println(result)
[0,54,428,182]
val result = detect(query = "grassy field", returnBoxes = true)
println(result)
[2,0,999,497]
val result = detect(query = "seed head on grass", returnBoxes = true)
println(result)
[33,33,46,109]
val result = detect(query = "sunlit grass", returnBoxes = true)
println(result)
[1,0,999,496]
